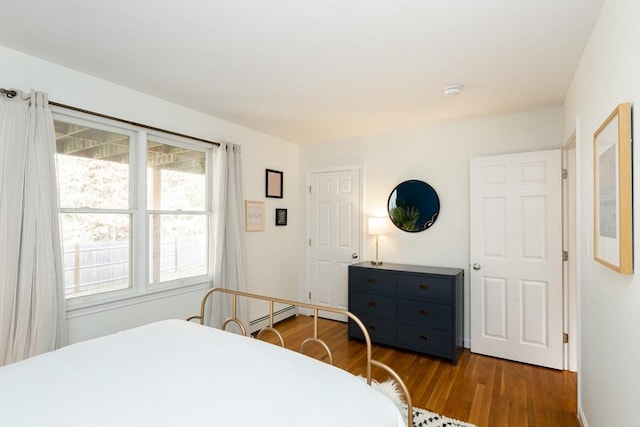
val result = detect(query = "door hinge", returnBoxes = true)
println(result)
[308,238,311,247]
[562,250,568,261]
[308,291,311,300]
[309,185,312,193]
[563,333,569,344]
[562,168,568,179]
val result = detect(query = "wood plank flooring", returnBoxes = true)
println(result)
[259,315,578,427]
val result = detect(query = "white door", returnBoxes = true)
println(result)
[308,168,361,321]
[470,150,563,369]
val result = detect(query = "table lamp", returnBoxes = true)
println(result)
[368,217,388,265]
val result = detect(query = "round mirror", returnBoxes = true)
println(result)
[387,180,440,232]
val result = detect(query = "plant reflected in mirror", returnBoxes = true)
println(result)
[389,204,420,231]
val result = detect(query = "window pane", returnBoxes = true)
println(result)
[60,213,130,298]
[149,214,207,284]
[55,121,130,209]
[147,140,206,211]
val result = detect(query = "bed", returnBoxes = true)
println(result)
[0,288,412,427]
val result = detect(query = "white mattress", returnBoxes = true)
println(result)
[0,319,405,426]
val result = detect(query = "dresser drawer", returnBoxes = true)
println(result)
[397,325,452,354]
[348,314,396,342]
[349,268,397,294]
[350,292,397,317]
[398,274,452,302]
[398,299,453,331]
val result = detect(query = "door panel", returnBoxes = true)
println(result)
[470,150,563,369]
[484,197,507,256]
[521,279,548,346]
[482,277,508,340]
[316,260,331,306]
[521,196,547,258]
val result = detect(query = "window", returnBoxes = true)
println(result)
[146,138,208,284]
[54,110,212,308]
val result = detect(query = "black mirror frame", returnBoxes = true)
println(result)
[387,179,440,233]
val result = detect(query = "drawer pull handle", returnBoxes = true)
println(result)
[368,278,377,285]
[419,284,430,290]
[368,301,377,307]
[419,309,429,316]
[419,335,429,341]
[368,325,377,330]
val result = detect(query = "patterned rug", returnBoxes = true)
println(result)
[365,378,476,427]
[411,406,477,427]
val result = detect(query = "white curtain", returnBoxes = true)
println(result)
[209,142,249,334]
[0,89,67,366]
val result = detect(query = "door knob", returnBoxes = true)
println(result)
[472,263,481,271]
[352,253,359,259]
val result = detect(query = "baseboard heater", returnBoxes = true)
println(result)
[249,305,298,334]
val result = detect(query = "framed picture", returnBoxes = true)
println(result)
[266,169,283,198]
[245,200,264,232]
[593,102,632,274]
[275,208,287,226]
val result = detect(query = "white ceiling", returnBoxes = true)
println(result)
[0,1,603,144]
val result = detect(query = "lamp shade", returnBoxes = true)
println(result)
[368,217,388,235]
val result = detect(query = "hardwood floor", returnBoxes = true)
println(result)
[260,315,578,427]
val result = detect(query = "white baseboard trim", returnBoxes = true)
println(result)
[578,406,588,427]
[249,305,298,334]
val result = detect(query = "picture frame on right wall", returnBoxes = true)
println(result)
[593,102,633,274]
[275,208,287,226]
[265,169,283,198]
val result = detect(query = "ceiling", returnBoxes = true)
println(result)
[0,1,603,145]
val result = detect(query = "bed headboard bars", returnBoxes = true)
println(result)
[187,287,413,426]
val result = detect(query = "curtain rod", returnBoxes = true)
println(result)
[0,87,220,147]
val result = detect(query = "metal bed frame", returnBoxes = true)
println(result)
[187,287,413,426]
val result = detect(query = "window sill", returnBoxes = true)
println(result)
[66,282,209,319]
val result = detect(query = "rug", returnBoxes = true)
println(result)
[364,377,476,427]
[411,406,477,427]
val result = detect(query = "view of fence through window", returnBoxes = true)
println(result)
[54,117,209,299]
[62,235,206,297]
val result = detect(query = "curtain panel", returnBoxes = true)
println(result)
[209,142,249,333]
[0,89,67,366]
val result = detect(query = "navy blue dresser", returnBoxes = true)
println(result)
[348,262,464,364]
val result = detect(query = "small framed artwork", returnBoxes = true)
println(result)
[593,102,632,274]
[275,208,287,226]
[266,169,283,198]
[245,200,265,232]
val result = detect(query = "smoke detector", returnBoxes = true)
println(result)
[443,84,463,96]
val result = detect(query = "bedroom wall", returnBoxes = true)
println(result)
[299,106,564,345]
[563,1,640,426]
[0,45,301,343]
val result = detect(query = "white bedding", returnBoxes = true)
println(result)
[0,319,405,426]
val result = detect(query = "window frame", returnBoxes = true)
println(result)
[52,107,213,314]
[144,131,211,290]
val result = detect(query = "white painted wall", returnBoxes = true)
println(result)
[0,46,301,343]
[563,2,640,426]
[299,106,564,345]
